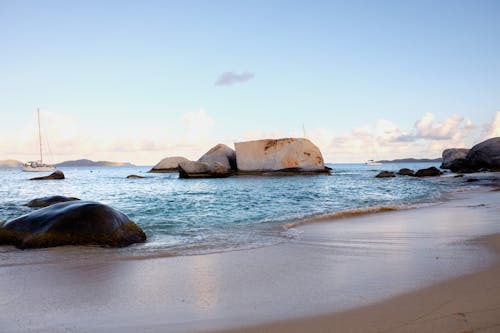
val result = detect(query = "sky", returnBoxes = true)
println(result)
[0,0,499,165]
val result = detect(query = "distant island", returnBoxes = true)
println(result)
[375,157,442,163]
[0,159,22,168]
[55,159,135,167]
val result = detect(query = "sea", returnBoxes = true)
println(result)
[0,162,476,259]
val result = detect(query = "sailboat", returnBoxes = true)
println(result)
[365,159,382,166]
[21,108,56,172]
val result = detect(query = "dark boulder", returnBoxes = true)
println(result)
[415,167,443,177]
[0,201,146,249]
[447,158,475,173]
[441,148,470,169]
[397,168,415,176]
[467,137,500,171]
[375,171,396,178]
[30,170,65,181]
[24,195,80,208]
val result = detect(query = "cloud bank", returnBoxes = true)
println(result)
[214,71,254,86]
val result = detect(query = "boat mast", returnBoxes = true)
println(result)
[37,108,43,163]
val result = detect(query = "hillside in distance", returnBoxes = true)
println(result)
[55,159,134,167]
[376,157,442,163]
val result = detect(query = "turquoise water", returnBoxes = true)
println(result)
[0,163,458,255]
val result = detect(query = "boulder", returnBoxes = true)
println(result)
[178,161,231,178]
[24,195,80,208]
[375,171,395,178]
[149,156,189,173]
[198,144,237,171]
[397,168,415,176]
[30,170,65,180]
[126,174,145,179]
[235,138,330,174]
[447,158,475,173]
[441,148,470,169]
[414,166,443,177]
[0,201,146,249]
[467,137,500,171]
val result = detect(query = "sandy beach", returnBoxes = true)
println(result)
[1,187,499,333]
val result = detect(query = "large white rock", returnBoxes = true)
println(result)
[149,156,189,172]
[198,144,236,170]
[235,138,327,172]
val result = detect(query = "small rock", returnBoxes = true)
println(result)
[126,174,145,179]
[466,178,479,183]
[29,170,65,181]
[414,167,443,177]
[397,168,415,176]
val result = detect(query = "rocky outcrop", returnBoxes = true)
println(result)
[442,137,500,173]
[397,168,415,176]
[235,138,330,174]
[415,167,443,177]
[375,171,395,178]
[29,170,65,180]
[126,174,145,179]
[441,149,470,169]
[198,144,237,171]
[467,137,500,171]
[24,195,80,208]
[0,201,146,249]
[149,156,189,173]
[178,161,231,178]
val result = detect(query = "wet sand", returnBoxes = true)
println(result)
[0,188,499,332]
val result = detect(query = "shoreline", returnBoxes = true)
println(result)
[218,231,500,333]
[1,186,499,332]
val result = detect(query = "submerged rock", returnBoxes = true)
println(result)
[375,171,395,178]
[198,144,237,171]
[24,195,80,208]
[126,174,145,179]
[414,167,443,177]
[29,170,65,180]
[0,201,146,249]
[397,168,415,176]
[149,156,189,173]
[235,138,330,174]
[441,148,470,169]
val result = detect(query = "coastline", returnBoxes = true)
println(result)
[0,186,499,332]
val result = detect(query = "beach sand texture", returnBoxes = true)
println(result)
[0,189,499,333]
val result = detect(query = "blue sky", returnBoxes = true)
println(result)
[0,0,499,164]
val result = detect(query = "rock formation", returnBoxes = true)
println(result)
[441,137,500,173]
[24,195,80,208]
[198,144,237,171]
[0,201,146,249]
[414,167,443,177]
[178,161,231,178]
[441,149,470,169]
[235,138,329,174]
[375,171,395,178]
[29,170,65,180]
[149,156,189,173]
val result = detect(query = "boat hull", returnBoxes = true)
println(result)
[21,166,56,172]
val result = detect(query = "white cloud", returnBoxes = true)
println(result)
[484,111,500,138]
